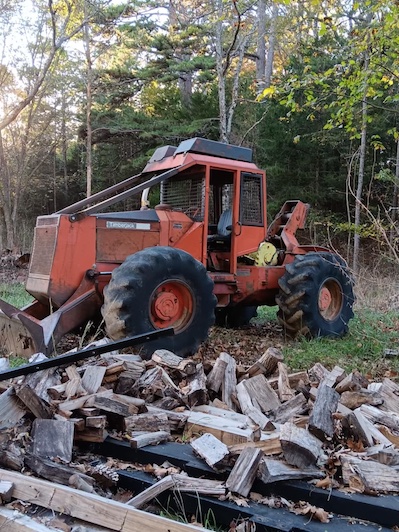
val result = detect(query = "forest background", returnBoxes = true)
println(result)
[0,0,398,281]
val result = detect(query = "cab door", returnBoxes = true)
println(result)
[231,171,267,268]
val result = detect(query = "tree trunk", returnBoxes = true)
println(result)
[353,94,367,274]
[84,2,93,198]
[256,0,266,94]
[264,3,278,89]
[215,0,228,143]
[389,138,399,248]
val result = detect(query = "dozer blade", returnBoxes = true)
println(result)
[0,276,103,358]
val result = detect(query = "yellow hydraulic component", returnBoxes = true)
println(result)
[253,241,278,266]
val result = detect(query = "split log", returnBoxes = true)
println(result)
[228,438,281,456]
[268,371,309,391]
[64,365,86,398]
[90,393,145,416]
[31,419,74,462]
[73,427,108,443]
[130,431,170,448]
[114,370,140,395]
[347,410,392,447]
[25,453,94,487]
[0,388,26,427]
[225,447,263,497]
[15,385,52,419]
[309,382,339,439]
[47,383,67,400]
[85,415,107,429]
[236,381,275,430]
[258,458,323,484]
[321,365,346,388]
[124,412,170,433]
[0,481,13,503]
[280,422,323,468]
[206,352,230,393]
[247,347,284,378]
[0,450,24,471]
[377,378,399,412]
[81,366,107,394]
[241,374,280,413]
[152,349,196,375]
[340,390,383,410]
[192,404,249,425]
[277,362,294,401]
[366,445,399,466]
[270,393,308,424]
[147,406,188,431]
[69,474,95,493]
[221,354,237,410]
[335,371,369,394]
[127,474,225,509]
[191,433,229,469]
[308,362,329,383]
[359,404,399,433]
[185,363,208,407]
[341,455,399,494]
[185,410,271,445]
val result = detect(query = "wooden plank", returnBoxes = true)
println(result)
[0,468,205,532]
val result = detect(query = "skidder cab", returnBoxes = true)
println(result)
[0,138,355,358]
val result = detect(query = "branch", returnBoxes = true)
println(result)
[0,1,87,132]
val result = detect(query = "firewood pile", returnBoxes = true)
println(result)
[1,341,399,529]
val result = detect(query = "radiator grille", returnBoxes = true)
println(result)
[29,226,57,276]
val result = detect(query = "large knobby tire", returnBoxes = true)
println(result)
[276,252,355,338]
[101,247,216,359]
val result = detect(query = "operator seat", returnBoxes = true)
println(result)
[207,208,232,250]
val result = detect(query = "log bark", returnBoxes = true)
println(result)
[280,422,323,468]
[31,419,74,462]
[309,382,339,439]
[258,458,323,484]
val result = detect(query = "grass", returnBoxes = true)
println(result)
[0,282,33,308]
[255,305,399,379]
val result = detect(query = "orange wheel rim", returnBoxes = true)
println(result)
[318,278,343,321]
[150,280,194,331]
